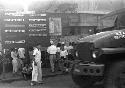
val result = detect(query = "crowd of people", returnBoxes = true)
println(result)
[3,40,76,86]
[47,41,75,73]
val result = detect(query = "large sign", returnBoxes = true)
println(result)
[49,17,62,36]
[27,13,50,47]
[1,11,50,49]
[1,11,27,49]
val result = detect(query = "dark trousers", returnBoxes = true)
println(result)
[49,54,56,72]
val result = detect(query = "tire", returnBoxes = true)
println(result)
[71,64,96,88]
[104,61,125,88]
[72,74,96,88]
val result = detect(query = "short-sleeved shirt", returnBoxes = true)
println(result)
[67,46,73,54]
[33,48,41,63]
[18,48,25,59]
[60,50,68,58]
[11,51,18,60]
[57,47,61,52]
[47,45,57,55]
[64,46,68,50]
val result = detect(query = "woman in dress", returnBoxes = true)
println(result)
[11,48,18,75]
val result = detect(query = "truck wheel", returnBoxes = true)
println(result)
[72,74,95,88]
[71,63,97,88]
[105,61,125,88]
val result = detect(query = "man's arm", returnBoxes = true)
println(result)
[33,49,37,66]
[47,47,50,54]
[11,52,14,59]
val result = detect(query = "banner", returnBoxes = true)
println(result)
[49,17,62,35]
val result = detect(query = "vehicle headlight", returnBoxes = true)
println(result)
[92,51,99,58]
[75,51,78,57]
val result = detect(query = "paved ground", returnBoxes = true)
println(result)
[0,68,63,81]
[0,74,103,88]
[0,75,74,88]
[0,67,104,88]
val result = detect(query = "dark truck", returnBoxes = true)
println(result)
[71,9,125,88]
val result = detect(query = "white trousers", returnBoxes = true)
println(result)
[31,61,38,82]
[37,61,42,82]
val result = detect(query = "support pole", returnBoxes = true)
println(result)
[2,53,6,79]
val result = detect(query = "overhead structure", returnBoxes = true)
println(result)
[101,8,125,19]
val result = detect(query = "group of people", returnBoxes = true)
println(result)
[28,41,75,86]
[47,41,74,73]
[9,40,75,86]
[11,48,25,75]
[19,44,43,86]
[10,45,43,86]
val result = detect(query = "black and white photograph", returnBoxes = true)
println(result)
[0,0,125,88]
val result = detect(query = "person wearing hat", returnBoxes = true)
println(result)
[61,42,68,50]
[47,41,57,72]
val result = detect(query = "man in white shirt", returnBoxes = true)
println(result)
[47,41,57,72]
[18,48,25,70]
[31,44,43,86]
[18,48,25,59]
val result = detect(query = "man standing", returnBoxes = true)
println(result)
[31,44,43,86]
[47,41,57,72]
[18,48,25,60]
[18,48,25,70]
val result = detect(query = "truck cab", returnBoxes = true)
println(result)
[71,9,125,88]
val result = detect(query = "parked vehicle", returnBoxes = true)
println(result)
[71,8,125,88]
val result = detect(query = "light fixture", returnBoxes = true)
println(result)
[92,51,97,58]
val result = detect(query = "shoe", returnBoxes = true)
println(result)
[30,81,37,86]
[66,68,69,72]
[62,71,66,73]
[30,82,34,86]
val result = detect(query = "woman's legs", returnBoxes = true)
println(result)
[12,60,18,73]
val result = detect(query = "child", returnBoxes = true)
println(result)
[60,46,69,72]
[22,64,32,80]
